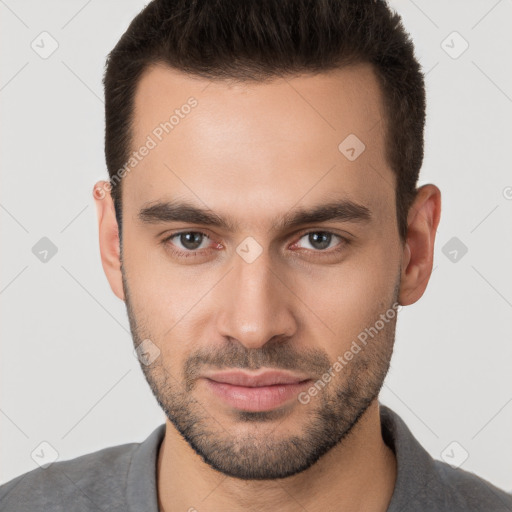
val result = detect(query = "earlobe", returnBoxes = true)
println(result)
[398,184,441,306]
[93,181,125,301]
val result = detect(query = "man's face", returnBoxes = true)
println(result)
[119,63,403,479]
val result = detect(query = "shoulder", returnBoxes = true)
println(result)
[0,440,139,512]
[430,459,512,511]
[379,404,512,512]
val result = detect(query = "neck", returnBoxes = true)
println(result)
[157,400,396,512]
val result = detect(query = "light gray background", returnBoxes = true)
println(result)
[1,0,511,493]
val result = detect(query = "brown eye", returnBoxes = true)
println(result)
[295,231,345,252]
[176,232,207,250]
[163,231,212,255]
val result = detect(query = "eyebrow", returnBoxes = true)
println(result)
[138,198,372,232]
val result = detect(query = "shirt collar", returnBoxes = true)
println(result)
[127,422,165,512]
[379,403,438,511]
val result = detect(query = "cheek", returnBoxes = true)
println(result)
[122,234,227,360]
[121,237,189,335]
[298,240,399,350]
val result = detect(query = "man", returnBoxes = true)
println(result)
[1,0,510,511]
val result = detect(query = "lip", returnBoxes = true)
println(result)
[202,369,311,387]
[201,370,312,412]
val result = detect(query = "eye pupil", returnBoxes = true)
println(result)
[181,232,203,250]
[309,232,331,250]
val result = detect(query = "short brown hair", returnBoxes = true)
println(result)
[104,0,425,241]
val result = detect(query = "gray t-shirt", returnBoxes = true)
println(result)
[1,404,511,511]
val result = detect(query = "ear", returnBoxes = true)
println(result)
[93,181,125,301]
[399,184,441,306]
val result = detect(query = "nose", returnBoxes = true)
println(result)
[216,249,297,350]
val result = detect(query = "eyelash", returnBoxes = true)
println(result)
[161,230,350,259]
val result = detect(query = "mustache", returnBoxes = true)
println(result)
[182,340,331,388]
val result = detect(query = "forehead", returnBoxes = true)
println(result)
[124,63,394,229]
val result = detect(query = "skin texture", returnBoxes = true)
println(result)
[94,63,441,512]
